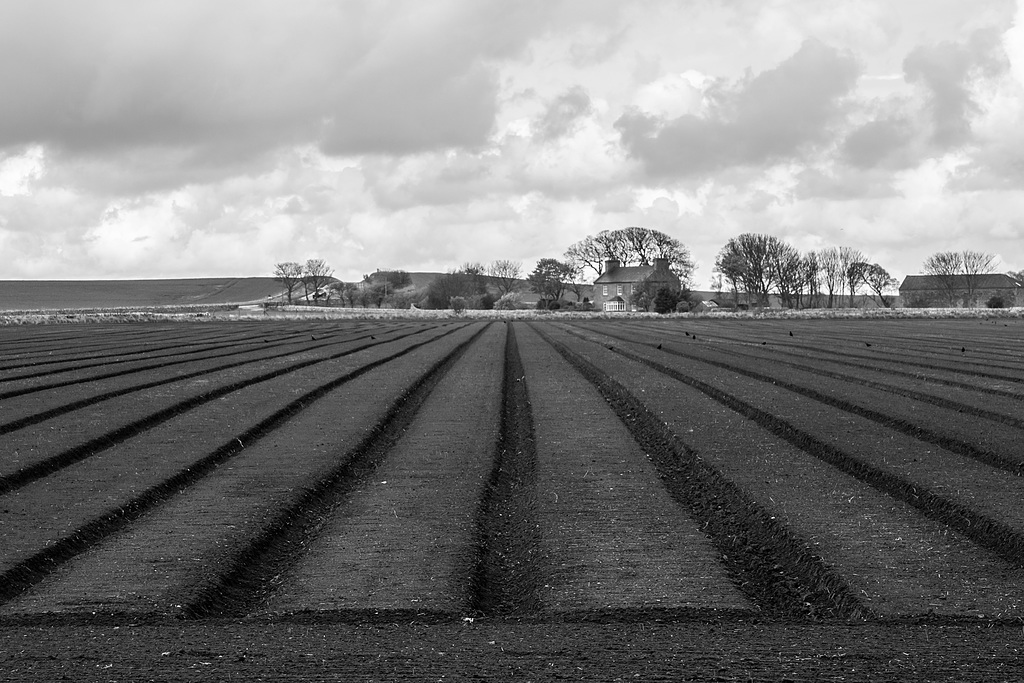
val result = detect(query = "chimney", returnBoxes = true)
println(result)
[653,257,669,271]
[604,259,619,274]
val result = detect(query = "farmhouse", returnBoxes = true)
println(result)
[898,273,1024,308]
[592,258,680,312]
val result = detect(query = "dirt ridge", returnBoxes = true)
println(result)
[0,324,473,605]
[533,323,868,620]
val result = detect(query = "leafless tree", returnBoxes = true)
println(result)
[567,227,694,283]
[851,262,898,308]
[817,248,842,308]
[801,252,822,308]
[562,259,588,302]
[564,236,606,280]
[839,247,867,306]
[487,259,522,296]
[716,233,779,306]
[922,251,964,305]
[713,249,746,305]
[768,240,802,308]
[459,262,487,277]
[273,261,304,304]
[960,250,998,306]
[303,258,334,304]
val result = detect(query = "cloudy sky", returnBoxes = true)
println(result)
[1,0,1022,286]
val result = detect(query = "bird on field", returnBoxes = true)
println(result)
[789,331,794,336]
[607,345,614,351]
[370,335,376,340]
[761,341,767,345]
[961,346,966,353]
[311,335,316,341]
[865,342,872,347]
[656,343,662,349]
[692,334,697,340]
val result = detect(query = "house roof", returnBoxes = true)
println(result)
[594,264,679,285]
[899,273,1022,291]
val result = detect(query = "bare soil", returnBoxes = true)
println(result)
[1,318,1023,681]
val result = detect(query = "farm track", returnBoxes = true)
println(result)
[2,318,1023,681]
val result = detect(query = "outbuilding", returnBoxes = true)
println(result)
[899,273,1024,308]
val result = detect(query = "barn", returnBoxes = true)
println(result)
[898,273,1024,308]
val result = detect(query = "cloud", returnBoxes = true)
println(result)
[840,117,917,169]
[615,39,861,177]
[902,27,1009,147]
[0,0,577,192]
[533,86,593,140]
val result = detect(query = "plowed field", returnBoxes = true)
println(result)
[1,318,1022,681]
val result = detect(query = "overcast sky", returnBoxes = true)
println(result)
[1,0,1022,285]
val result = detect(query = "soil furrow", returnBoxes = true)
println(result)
[518,323,757,617]
[0,324,476,605]
[582,324,1024,474]
[569,328,1024,568]
[530,323,862,619]
[0,327,373,398]
[260,323,505,616]
[543,323,1024,620]
[0,327,300,376]
[0,325,437,493]
[470,321,542,615]
[181,322,492,618]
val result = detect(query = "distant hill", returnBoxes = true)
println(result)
[0,277,286,311]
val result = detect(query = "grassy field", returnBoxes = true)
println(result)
[0,317,1023,680]
[0,277,284,311]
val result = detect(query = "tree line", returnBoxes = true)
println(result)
[276,229,1017,311]
[712,235,898,308]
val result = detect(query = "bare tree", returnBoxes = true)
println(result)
[817,248,842,308]
[567,227,694,284]
[1009,269,1024,283]
[801,252,822,308]
[716,234,778,306]
[851,262,898,308]
[839,247,867,306]
[593,229,630,264]
[487,259,522,296]
[563,259,588,302]
[768,240,802,309]
[273,261,304,304]
[960,250,998,306]
[564,236,606,280]
[303,258,334,303]
[922,251,963,305]
[713,249,746,305]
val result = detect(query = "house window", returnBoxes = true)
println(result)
[617,285,623,295]
[602,285,608,296]
[604,300,626,312]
